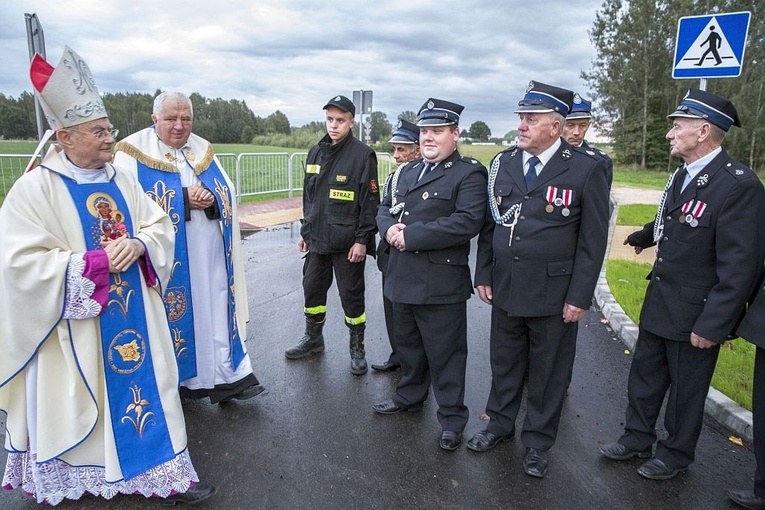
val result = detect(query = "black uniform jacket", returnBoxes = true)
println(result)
[301,133,380,255]
[376,161,419,274]
[627,149,765,343]
[377,150,487,305]
[581,139,614,189]
[475,140,610,316]
[738,277,765,348]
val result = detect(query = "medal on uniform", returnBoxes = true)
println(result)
[679,200,692,224]
[422,191,429,200]
[561,188,573,217]
[680,199,706,228]
[688,200,707,228]
[545,186,557,214]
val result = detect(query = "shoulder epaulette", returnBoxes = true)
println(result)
[572,145,601,160]
[723,160,755,180]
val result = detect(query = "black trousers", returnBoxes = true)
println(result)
[302,251,365,321]
[755,346,764,497]
[619,327,720,469]
[380,272,398,364]
[485,307,578,451]
[392,301,468,433]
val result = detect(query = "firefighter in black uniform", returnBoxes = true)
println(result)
[468,81,610,478]
[562,94,613,189]
[600,89,765,481]
[285,95,380,376]
[372,99,487,452]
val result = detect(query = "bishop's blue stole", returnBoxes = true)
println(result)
[136,166,197,381]
[60,173,175,481]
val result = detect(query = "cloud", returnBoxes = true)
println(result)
[0,0,603,136]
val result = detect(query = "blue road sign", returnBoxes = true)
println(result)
[673,11,750,79]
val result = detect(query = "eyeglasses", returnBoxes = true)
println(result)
[74,128,119,140]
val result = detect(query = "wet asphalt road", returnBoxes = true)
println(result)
[0,222,757,509]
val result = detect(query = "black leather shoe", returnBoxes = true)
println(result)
[599,442,652,461]
[637,458,687,480]
[161,482,215,506]
[523,448,549,478]
[219,384,265,404]
[370,360,401,372]
[727,489,765,510]
[439,431,463,451]
[372,399,422,415]
[466,430,511,453]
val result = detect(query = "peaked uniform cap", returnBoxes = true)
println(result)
[29,45,107,130]
[567,93,592,119]
[667,88,741,132]
[389,118,420,144]
[416,98,463,127]
[515,80,573,117]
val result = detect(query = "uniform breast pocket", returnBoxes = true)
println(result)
[415,186,453,219]
[422,186,453,202]
[675,207,713,246]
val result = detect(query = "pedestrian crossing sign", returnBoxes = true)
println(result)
[673,11,750,79]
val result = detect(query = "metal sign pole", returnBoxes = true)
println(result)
[24,13,46,141]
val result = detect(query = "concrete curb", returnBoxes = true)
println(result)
[594,200,754,443]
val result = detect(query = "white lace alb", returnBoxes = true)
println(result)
[2,449,198,506]
[63,254,102,319]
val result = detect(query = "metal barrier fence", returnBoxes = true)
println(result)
[0,154,34,204]
[0,151,397,206]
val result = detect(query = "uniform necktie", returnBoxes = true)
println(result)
[525,156,540,190]
[673,166,687,200]
[418,162,433,182]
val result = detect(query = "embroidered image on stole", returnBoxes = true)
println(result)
[137,164,197,381]
[61,177,175,480]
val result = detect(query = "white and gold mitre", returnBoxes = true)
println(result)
[29,45,107,130]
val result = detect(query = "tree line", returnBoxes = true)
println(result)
[0,91,503,149]
[586,0,764,172]
[0,90,294,145]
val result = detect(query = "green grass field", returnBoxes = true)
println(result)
[616,204,657,226]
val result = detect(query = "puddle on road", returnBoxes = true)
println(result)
[242,221,301,248]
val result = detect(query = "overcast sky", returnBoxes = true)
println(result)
[1,0,605,137]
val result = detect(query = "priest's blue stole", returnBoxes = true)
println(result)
[197,161,246,370]
[136,165,197,381]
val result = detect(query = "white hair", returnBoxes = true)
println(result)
[153,91,193,118]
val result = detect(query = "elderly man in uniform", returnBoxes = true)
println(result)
[469,81,610,477]
[114,92,264,405]
[371,118,421,373]
[562,94,613,189]
[373,99,487,451]
[600,89,765,481]
[0,47,212,506]
[729,279,765,509]
[286,95,380,375]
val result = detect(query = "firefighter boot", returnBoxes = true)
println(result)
[285,316,325,359]
[349,323,368,375]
